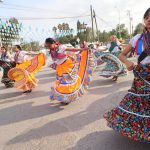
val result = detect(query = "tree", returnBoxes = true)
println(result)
[58,36,70,44]
[9,17,19,24]
[99,30,110,42]
[117,24,129,39]
[108,24,129,39]
[52,26,57,38]
[133,23,143,36]
[21,41,40,51]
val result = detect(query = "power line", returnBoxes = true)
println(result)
[0,6,89,17]
[1,2,88,15]
[2,3,61,12]
[0,15,90,20]
[0,6,50,12]
[96,15,115,28]
[0,6,78,15]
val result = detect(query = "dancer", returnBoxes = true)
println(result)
[95,35,127,81]
[8,45,46,93]
[45,38,95,104]
[0,46,16,88]
[104,8,150,142]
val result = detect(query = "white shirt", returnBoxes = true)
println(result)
[55,45,67,65]
[129,34,150,64]
[106,43,121,53]
[14,51,28,63]
[0,52,12,62]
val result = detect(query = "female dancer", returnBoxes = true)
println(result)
[104,8,150,142]
[45,38,95,104]
[95,36,127,81]
[8,45,46,93]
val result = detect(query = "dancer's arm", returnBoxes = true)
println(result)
[97,47,108,52]
[26,52,39,56]
[119,44,135,71]
[97,43,110,52]
[65,48,87,52]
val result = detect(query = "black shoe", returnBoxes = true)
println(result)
[23,89,32,93]
[60,102,69,105]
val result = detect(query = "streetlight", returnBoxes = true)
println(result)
[115,6,121,39]
[127,10,133,37]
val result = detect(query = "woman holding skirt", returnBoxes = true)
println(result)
[45,38,95,104]
[95,36,127,81]
[8,45,46,93]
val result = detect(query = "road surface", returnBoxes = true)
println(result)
[0,66,149,150]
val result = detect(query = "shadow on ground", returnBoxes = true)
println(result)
[68,131,150,150]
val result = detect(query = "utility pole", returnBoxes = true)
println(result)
[93,10,99,42]
[90,5,94,42]
[0,0,3,45]
[115,6,121,39]
[132,24,134,35]
[127,10,132,37]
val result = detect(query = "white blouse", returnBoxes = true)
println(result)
[14,51,28,63]
[55,45,67,65]
[129,34,150,64]
[106,41,121,53]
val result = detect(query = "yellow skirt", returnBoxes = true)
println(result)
[8,53,46,91]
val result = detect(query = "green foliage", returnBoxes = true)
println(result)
[98,24,130,42]
[21,41,41,51]
[99,30,110,42]
[133,23,143,36]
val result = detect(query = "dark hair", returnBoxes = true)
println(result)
[45,38,56,44]
[1,46,7,50]
[144,8,150,19]
[15,45,22,50]
[88,44,94,49]
[138,51,148,63]
[71,42,76,48]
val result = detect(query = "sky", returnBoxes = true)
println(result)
[0,0,150,42]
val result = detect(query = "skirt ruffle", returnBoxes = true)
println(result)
[8,53,46,90]
[95,52,127,78]
[50,50,96,103]
[104,64,150,142]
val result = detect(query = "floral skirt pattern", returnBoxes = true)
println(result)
[94,52,127,78]
[104,63,150,142]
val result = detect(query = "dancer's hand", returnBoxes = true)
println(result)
[125,61,135,71]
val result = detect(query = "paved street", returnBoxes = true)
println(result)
[0,67,150,150]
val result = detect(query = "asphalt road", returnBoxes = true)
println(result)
[0,66,149,150]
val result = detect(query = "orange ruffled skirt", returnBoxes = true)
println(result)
[8,53,46,91]
[50,50,96,103]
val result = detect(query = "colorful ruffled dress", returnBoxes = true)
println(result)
[49,45,96,103]
[95,42,127,78]
[8,52,46,91]
[104,33,150,142]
